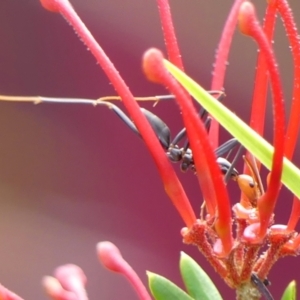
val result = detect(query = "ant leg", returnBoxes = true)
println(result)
[182,116,211,152]
[97,101,140,136]
[223,144,243,184]
[215,138,239,157]
[179,117,212,172]
[214,139,241,182]
[250,273,274,300]
[208,90,226,100]
[98,90,224,170]
[169,89,224,149]
[171,128,187,146]
[204,116,212,132]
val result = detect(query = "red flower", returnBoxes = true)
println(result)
[0,0,300,299]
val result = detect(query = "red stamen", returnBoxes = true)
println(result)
[181,225,228,277]
[43,276,75,300]
[39,0,196,228]
[144,54,215,217]
[54,265,88,300]
[97,242,152,300]
[275,0,300,159]
[210,0,246,148]
[239,2,285,240]
[0,284,24,300]
[281,233,300,254]
[287,196,300,231]
[143,49,233,256]
[156,0,184,70]
[40,0,62,12]
[274,0,300,230]
[244,1,277,174]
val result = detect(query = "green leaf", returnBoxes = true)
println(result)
[180,252,223,300]
[164,59,300,199]
[281,280,297,300]
[147,271,194,300]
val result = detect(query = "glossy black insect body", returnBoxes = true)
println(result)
[139,106,239,178]
[100,93,240,179]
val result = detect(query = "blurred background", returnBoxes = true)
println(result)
[0,0,299,298]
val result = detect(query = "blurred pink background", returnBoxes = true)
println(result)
[0,0,299,299]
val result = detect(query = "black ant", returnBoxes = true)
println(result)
[97,92,240,179]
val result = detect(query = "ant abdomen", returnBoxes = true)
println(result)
[140,108,171,150]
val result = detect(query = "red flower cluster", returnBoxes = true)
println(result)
[0,0,300,299]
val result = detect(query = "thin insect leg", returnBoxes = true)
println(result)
[178,118,211,172]
[198,106,209,123]
[165,106,206,150]
[169,90,223,147]
[222,142,236,160]
[170,96,212,145]
[171,128,187,146]
[215,138,239,157]
[182,138,190,153]
[224,144,243,184]
[209,90,225,97]
[196,90,225,121]
[181,137,193,155]
[213,91,226,101]
[97,101,141,136]
[250,273,274,300]
[204,116,212,132]
[182,116,211,152]
[169,106,207,147]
